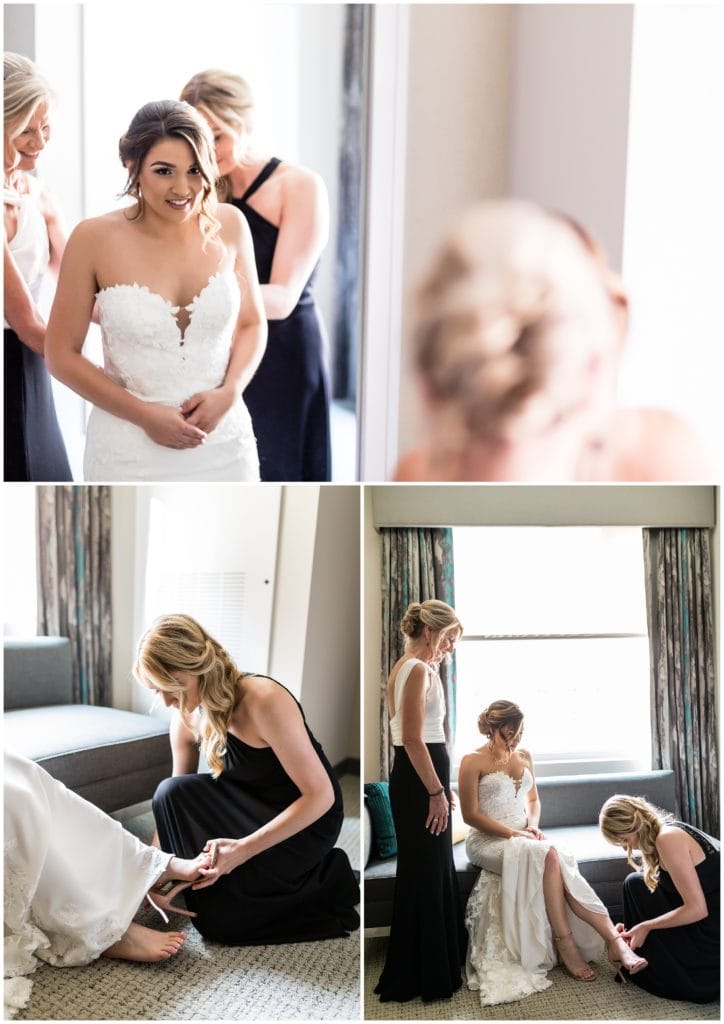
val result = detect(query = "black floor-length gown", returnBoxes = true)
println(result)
[4,328,72,481]
[231,159,331,482]
[622,822,719,1002]
[375,744,467,1002]
[152,678,359,945]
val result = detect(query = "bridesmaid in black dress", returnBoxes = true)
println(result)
[375,600,467,1003]
[135,614,359,945]
[181,70,331,482]
[600,794,720,1002]
[4,52,72,482]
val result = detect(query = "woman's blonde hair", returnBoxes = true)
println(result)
[3,51,53,171]
[180,69,255,199]
[599,794,673,892]
[134,614,243,776]
[413,200,623,448]
[477,699,524,752]
[118,100,221,247]
[400,599,462,658]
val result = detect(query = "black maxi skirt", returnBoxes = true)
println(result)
[374,743,467,1003]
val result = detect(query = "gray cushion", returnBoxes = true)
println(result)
[4,637,73,709]
[5,705,172,813]
[537,771,677,827]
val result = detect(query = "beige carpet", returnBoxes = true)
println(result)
[364,936,720,1020]
[14,776,361,1021]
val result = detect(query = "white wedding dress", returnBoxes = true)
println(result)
[84,269,260,481]
[4,751,171,1019]
[464,767,606,1006]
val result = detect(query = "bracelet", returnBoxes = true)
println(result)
[428,786,444,797]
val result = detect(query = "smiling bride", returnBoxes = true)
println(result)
[45,100,266,481]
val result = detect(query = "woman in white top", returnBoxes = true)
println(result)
[3,52,71,481]
[374,600,467,1003]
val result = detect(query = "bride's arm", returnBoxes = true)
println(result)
[192,684,335,888]
[458,754,536,839]
[45,220,206,450]
[181,207,267,432]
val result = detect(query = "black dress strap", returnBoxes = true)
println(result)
[673,821,720,856]
[238,158,282,203]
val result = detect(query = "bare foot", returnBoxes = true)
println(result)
[554,931,596,981]
[608,935,648,974]
[157,851,210,886]
[102,922,187,962]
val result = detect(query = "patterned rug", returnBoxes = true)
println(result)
[14,777,360,1021]
[364,936,720,1020]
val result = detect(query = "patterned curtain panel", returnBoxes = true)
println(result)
[642,528,718,835]
[379,528,456,779]
[36,486,113,706]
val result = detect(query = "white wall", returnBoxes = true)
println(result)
[508,4,634,270]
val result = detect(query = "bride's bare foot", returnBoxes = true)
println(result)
[554,931,596,981]
[102,922,187,962]
[607,935,648,975]
[157,851,210,886]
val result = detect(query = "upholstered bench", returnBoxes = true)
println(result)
[4,636,172,813]
[364,769,677,933]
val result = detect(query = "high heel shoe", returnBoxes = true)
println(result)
[554,931,596,982]
[606,937,648,983]
[146,880,197,922]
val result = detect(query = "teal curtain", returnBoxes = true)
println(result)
[643,528,718,835]
[379,528,456,778]
[36,486,112,706]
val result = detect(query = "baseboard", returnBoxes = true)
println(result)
[364,926,390,939]
[334,757,360,777]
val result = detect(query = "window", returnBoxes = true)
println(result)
[3,487,37,637]
[452,527,651,776]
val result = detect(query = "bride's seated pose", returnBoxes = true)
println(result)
[458,700,646,1006]
[45,99,266,482]
[4,750,212,1018]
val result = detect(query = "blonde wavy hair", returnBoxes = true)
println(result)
[4,51,54,171]
[477,699,524,753]
[134,614,244,776]
[413,200,623,449]
[180,68,255,199]
[400,599,462,659]
[599,794,674,892]
[118,100,221,248]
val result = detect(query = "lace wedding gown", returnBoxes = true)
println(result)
[84,269,259,481]
[4,750,170,1018]
[464,767,606,1006]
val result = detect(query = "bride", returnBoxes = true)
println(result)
[459,700,647,1006]
[45,99,266,482]
[4,750,212,1018]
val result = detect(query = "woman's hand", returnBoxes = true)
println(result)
[426,791,449,835]
[511,828,540,840]
[620,921,651,951]
[191,838,248,890]
[139,403,207,449]
[523,826,545,840]
[181,385,236,434]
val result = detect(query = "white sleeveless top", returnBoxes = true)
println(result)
[3,176,49,327]
[389,657,446,745]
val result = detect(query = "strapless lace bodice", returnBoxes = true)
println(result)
[84,269,259,482]
[475,768,534,831]
[95,269,239,405]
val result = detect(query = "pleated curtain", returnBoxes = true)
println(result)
[36,486,113,706]
[379,528,456,779]
[642,527,718,835]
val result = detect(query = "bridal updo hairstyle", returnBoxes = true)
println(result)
[118,99,220,243]
[180,68,255,198]
[3,52,54,170]
[477,700,524,752]
[413,200,623,447]
[134,613,243,776]
[599,794,674,893]
[400,599,462,658]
